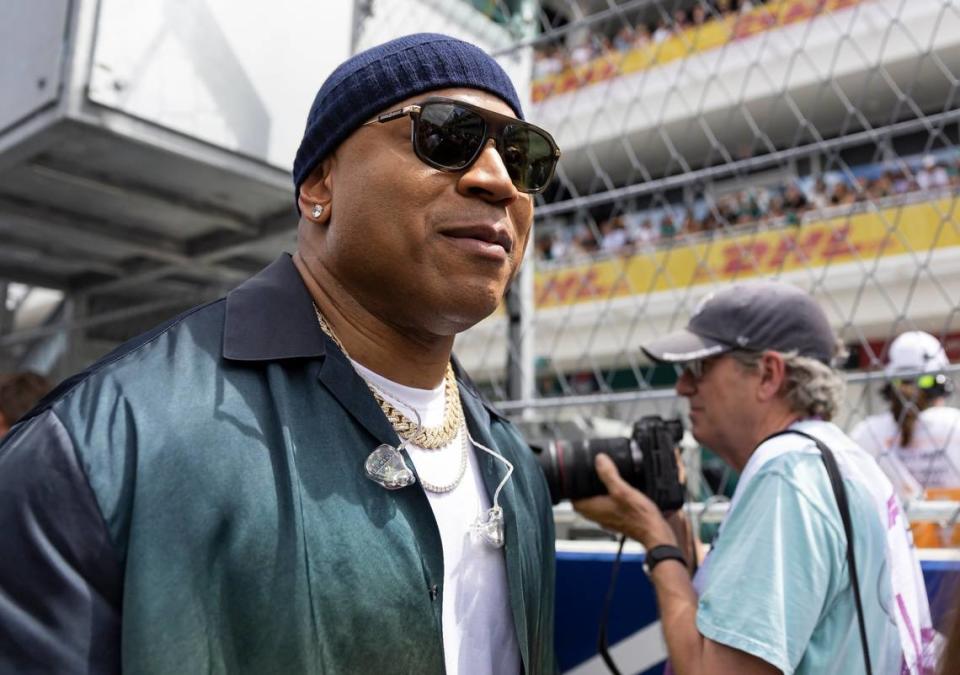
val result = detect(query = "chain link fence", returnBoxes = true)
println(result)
[356,0,960,545]
[2,0,956,544]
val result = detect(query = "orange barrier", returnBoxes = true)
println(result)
[912,488,960,548]
[532,0,865,103]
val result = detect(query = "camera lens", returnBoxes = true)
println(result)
[533,437,639,503]
[530,416,685,510]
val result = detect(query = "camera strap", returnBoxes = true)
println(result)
[762,429,873,675]
[597,535,627,675]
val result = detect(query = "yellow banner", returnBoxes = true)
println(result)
[532,0,865,103]
[535,197,960,308]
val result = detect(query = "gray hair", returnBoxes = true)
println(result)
[728,348,846,421]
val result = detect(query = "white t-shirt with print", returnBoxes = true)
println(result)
[693,420,936,674]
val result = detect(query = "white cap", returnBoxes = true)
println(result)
[885,331,949,377]
[923,154,937,169]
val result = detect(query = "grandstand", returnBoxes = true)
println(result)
[451,0,960,411]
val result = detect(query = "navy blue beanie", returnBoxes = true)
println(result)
[292,33,523,207]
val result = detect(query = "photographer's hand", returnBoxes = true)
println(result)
[572,453,678,550]
[573,454,778,675]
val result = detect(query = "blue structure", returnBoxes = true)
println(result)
[556,547,960,674]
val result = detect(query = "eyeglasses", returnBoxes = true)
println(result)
[363,97,561,194]
[681,357,712,380]
[681,353,731,380]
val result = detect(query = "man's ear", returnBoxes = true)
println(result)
[757,351,788,402]
[297,159,334,223]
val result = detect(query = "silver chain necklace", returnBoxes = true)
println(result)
[410,423,469,494]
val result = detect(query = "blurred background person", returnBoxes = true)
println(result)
[850,330,960,546]
[0,371,52,438]
[917,154,950,192]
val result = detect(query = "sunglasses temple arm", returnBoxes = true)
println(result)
[377,105,420,124]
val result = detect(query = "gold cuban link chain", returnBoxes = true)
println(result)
[313,306,464,449]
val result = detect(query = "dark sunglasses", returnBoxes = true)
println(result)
[363,96,561,194]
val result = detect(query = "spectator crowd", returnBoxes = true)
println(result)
[533,0,770,82]
[535,153,959,264]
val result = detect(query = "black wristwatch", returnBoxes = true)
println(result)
[643,544,686,575]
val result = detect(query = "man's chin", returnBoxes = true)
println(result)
[687,420,709,447]
[438,293,504,334]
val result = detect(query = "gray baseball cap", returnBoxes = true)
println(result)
[642,280,838,365]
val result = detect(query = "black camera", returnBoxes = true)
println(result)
[531,415,685,511]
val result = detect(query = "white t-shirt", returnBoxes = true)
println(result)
[849,405,960,500]
[352,361,521,675]
[917,166,949,191]
[601,228,628,252]
[693,420,936,674]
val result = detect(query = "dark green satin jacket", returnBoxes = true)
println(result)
[0,255,556,674]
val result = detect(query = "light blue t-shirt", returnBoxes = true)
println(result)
[695,433,903,674]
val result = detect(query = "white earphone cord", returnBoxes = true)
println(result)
[465,429,513,509]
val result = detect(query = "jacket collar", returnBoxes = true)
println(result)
[452,357,510,425]
[222,253,510,435]
[223,254,509,415]
[223,254,327,362]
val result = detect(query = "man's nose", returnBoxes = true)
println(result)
[457,140,519,204]
[675,368,696,396]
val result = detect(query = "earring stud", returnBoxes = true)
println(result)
[311,204,324,218]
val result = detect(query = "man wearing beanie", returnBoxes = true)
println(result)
[0,34,558,674]
[574,281,935,675]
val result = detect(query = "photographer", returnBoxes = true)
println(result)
[574,281,935,675]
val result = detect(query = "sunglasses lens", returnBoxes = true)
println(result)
[416,103,485,170]
[412,100,558,193]
[503,124,556,192]
[918,374,936,389]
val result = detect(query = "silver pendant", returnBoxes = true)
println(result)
[365,444,416,490]
[472,506,505,548]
